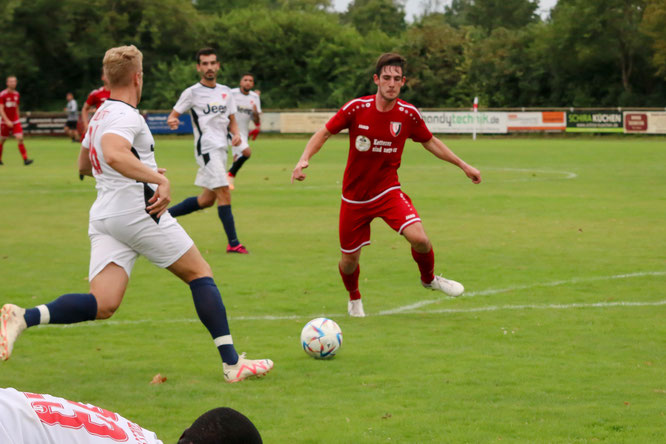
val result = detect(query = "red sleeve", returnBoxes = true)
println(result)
[410,113,433,143]
[325,106,352,135]
[85,91,97,106]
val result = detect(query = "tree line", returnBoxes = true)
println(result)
[1,0,665,111]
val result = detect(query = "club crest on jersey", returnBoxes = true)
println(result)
[390,121,402,137]
[355,135,371,152]
[222,93,227,99]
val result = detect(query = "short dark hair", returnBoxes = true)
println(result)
[196,48,217,64]
[240,72,254,80]
[375,53,406,77]
[177,407,262,444]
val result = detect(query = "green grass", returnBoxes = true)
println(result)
[0,135,664,443]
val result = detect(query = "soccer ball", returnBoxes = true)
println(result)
[300,317,343,359]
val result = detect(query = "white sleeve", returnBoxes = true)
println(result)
[81,127,90,149]
[103,112,141,145]
[227,93,237,116]
[255,94,262,114]
[173,88,193,114]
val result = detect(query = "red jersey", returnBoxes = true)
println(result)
[85,86,110,108]
[0,89,20,122]
[326,95,433,202]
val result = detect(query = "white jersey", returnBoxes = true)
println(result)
[82,99,158,221]
[230,88,261,138]
[0,388,163,444]
[173,82,237,156]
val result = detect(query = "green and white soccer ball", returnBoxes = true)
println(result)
[300,317,343,359]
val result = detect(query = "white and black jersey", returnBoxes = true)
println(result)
[173,82,237,157]
[230,88,261,138]
[81,99,158,221]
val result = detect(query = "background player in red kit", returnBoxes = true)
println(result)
[0,76,33,165]
[80,74,111,135]
[292,53,481,317]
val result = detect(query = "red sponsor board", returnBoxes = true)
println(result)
[624,113,647,132]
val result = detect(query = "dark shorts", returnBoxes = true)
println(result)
[339,188,421,253]
[65,120,78,130]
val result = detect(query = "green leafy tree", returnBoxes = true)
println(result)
[641,0,666,78]
[443,0,539,33]
[342,0,406,35]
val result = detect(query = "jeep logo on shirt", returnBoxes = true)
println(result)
[203,104,227,114]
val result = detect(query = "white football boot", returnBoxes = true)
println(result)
[0,304,27,361]
[223,353,273,383]
[422,275,464,297]
[347,299,366,317]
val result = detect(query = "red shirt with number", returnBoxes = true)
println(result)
[85,86,111,109]
[0,89,20,123]
[325,95,433,203]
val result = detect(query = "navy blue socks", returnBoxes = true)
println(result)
[218,205,240,247]
[169,196,201,217]
[24,293,98,327]
[189,277,239,365]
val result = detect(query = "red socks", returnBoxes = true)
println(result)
[412,247,435,284]
[339,264,361,300]
[18,143,27,161]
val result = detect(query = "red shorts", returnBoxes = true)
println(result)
[1,121,22,138]
[339,188,421,253]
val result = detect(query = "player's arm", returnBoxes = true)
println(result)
[81,102,93,133]
[291,127,332,183]
[101,133,171,216]
[228,114,241,146]
[0,104,12,127]
[422,136,482,184]
[78,146,93,177]
[166,109,181,130]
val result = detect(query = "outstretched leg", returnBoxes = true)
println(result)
[168,245,271,382]
[402,222,464,297]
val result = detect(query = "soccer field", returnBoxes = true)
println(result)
[1,135,664,443]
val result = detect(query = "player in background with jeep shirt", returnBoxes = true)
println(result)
[227,73,261,190]
[167,48,249,254]
[0,76,33,166]
[0,45,273,383]
[292,53,481,317]
[0,387,263,443]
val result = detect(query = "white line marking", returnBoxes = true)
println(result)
[42,271,665,329]
[379,271,666,315]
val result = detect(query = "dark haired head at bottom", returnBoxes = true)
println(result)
[177,407,262,444]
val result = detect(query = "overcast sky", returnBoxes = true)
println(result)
[332,0,558,22]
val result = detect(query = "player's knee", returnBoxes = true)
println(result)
[339,256,359,274]
[243,148,251,158]
[409,236,430,252]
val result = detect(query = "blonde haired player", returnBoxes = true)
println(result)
[0,45,273,383]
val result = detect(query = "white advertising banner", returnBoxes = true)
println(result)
[421,111,508,134]
[507,111,567,132]
[280,112,336,133]
[623,111,666,134]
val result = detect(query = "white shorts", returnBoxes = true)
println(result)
[231,134,250,159]
[195,148,229,189]
[88,210,194,280]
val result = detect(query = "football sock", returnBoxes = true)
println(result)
[168,196,201,217]
[189,277,239,365]
[411,247,435,284]
[217,205,240,247]
[339,264,361,300]
[24,293,98,327]
[18,143,27,161]
[228,155,249,177]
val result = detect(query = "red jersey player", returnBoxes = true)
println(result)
[292,53,481,317]
[80,74,111,134]
[0,76,33,165]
